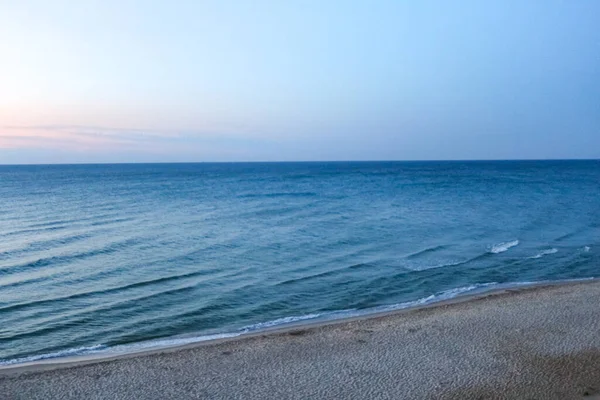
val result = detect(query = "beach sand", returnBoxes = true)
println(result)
[2,280,600,399]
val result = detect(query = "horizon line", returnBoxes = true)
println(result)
[1,158,599,167]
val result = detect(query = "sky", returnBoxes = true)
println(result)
[0,0,598,164]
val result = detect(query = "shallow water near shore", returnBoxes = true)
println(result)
[0,160,599,364]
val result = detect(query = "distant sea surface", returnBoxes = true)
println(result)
[1,161,598,364]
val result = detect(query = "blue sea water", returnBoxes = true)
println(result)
[0,160,598,364]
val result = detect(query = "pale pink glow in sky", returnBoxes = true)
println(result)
[0,123,279,164]
[0,126,136,151]
[0,102,278,159]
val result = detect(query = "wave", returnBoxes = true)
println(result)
[405,260,466,272]
[237,192,317,199]
[554,227,591,243]
[529,248,558,259]
[405,245,448,260]
[6,278,595,367]
[275,262,375,287]
[0,232,94,260]
[0,269,216,312]
[405,249,499,272]
[489,240,519,254]
[0,237,140,276]
[242,314,323,331]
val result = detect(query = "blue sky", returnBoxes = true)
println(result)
[0,0,598,163]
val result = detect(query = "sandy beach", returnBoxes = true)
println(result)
[2,280,600,399]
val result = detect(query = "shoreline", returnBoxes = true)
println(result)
[3,278,600,399]
[1,277,596,374]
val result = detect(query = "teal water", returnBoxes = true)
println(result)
[0,161,598,364]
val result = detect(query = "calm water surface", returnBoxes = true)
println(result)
[0,161,598,363]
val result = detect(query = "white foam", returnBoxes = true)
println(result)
[101,332,243,355]
[584,246,591,252]
[0,344,106,366]
[489,240,520,254]
[530,248,558,259]
[0,333,244,367]
[242,314,322,332]
[366,283,498,314]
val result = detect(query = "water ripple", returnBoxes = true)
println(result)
[0,161,598,363]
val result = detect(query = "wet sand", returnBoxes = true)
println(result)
[2,280,600,399]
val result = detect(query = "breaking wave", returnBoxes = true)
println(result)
[489,240,520,254]
[530,248,558,259]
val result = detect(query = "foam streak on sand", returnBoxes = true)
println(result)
[0,345,107,367]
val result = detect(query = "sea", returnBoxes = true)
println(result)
[0,160,598,365]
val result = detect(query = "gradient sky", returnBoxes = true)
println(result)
[1,1,598,163]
